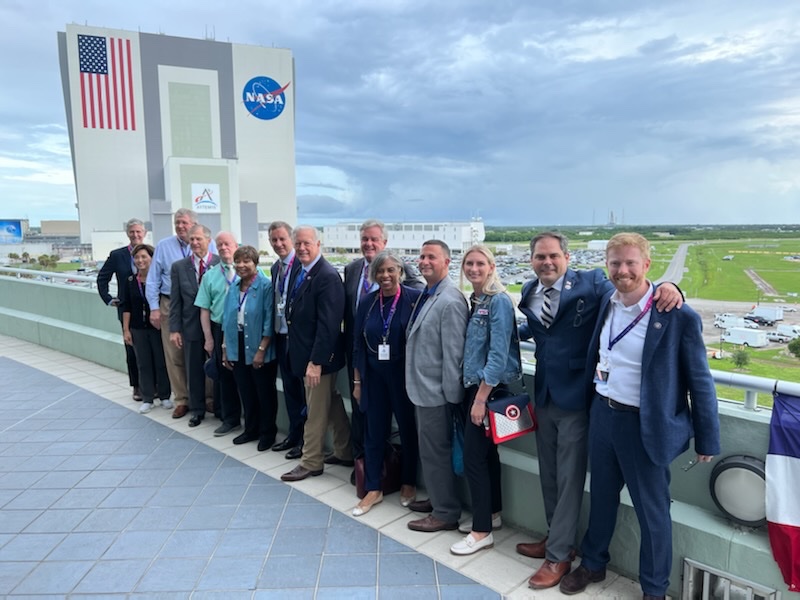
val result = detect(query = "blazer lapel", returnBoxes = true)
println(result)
[642,310,668,375]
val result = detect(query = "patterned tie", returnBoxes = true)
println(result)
[540,287,554,328]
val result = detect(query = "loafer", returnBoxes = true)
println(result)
[407,499,433,513]
[285,446,303,460]
[213,423,241,437]
[188,414,204,427]
[407,515,458,532]
[272,438,296,452]
[529,559,572,590]
[352,492,383,517]
[450,532,494,555]
[172,405,189,419]
[516,536,547,558]
[559,565,606,595]
[257,437,275,452]
[458,514,503,534]
[281,465,323,482]
[400,494,416,507]
[232,433,257,445]
[323,454,354,467]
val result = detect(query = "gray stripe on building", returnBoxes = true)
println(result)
[57,32,79,203]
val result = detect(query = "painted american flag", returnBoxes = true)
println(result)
[77,34,136,131]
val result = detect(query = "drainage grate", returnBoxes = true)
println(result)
[683,558,782,599]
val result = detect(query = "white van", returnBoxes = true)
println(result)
[722,328,768,348]
[776,324,800,339]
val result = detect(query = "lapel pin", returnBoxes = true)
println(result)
[654,322,662,329]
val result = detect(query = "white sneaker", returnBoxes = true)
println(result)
[450,532,494,556]
[458,514,503,534]
[161,398,174,410]
[139,402,153,414]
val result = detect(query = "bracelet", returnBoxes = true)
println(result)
[257,346,265,352]
[353,380,361,384]
[221,344,226,349]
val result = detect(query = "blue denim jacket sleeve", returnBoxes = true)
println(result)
[482,293,516,387]
[463,292,521,388]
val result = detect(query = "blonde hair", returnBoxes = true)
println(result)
[606,233,650,260]
[461,244,506,296]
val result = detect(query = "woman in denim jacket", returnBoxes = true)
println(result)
[451,244,522,556]
[221,246,278,451]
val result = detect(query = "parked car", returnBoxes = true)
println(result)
[767,332,792,343]
[743,321,759,329]
[744,315,775,326]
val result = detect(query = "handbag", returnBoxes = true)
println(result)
[486,388,536,444]
[354,440,403,499]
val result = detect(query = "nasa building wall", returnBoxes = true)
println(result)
[59,25,297,250]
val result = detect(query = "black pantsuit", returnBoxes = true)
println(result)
[130,328,170,403]
[463,385,502,533]
[275,333,305,446]
[211,321,241,427]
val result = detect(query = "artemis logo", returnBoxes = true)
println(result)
[242,76,291,121]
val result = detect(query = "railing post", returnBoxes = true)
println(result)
[743,390,759,411]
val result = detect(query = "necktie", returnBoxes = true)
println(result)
[540,287,554,328]
[198,258,206,283]
[279,260,287,293]
[358,262,370,306]
[293,269,307,294]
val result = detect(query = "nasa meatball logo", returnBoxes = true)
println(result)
[242,76,290,120]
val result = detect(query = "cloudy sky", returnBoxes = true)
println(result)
[1,0,799,226]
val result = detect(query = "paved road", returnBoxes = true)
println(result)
[655,242,689,285]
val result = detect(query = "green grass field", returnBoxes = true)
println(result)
[707,346,800,408]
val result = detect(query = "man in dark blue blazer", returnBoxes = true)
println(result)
[516,232,682,590]
[267,221,306,459]
[560,233,720,599]
[280,226,351,482]
[96,218,146,400]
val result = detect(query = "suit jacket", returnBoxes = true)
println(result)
[96,245,134,320]
[405,276,469,408]
[518,268,613,411]
[270,254,303,327]
[169,254,220,342]
[286,256,345,378]
[587,291,720,466]
[343,257,424,364]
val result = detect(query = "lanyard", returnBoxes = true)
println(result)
[128,245,137,273]
[607,286,654,351]
[237,288,249,312]
[178,239,189,258]
[135,274,147,301]
[280,255,295,296]
[220,263,237,287]
[378,287,402,342]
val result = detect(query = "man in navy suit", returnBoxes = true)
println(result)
[516,232,682,590]
[97,218,147,400]
[559,233,719,599]
[280,226,351,482]
[267,221,306,459]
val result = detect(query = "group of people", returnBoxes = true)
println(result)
[98,216,721,600]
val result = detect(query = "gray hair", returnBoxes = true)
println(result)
[215,230,237,245]
[531,231,569,254]
[292,225,319,243]
[125,218,145,232]
[360,219,387,241]
[174,208,198,224]
[368,251,406,285]
[269,221,293,236]
[189,223,211,239]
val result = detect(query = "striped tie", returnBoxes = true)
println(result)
[541,287,554,328]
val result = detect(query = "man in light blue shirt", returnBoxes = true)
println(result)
[145,208,217,418]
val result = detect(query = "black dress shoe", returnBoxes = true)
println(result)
[188,415,204,427]
[285,446,303,460]
[323,454,354,467]
[257,437,275,452]
[233,433,257,445]
[350,469,356,486]
[407,499,433,513]
[271,438,296,452]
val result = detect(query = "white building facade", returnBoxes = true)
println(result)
[323,220,485,255]
[58,25,296,252]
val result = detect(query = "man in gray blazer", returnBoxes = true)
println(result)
[169,224,219,426]
[405,240,469,532]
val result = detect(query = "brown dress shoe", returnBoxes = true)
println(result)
[517,536,547,558]
[172,405,189,419]
[559,564,606,595]
[280,465,323,482]
[407,515,458,532]
[407,499,433,513]
[529,559,571,590]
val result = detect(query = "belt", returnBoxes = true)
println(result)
[599,394,639,413]
[159,293,170,299]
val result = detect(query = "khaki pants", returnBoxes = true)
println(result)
[159,295,188,406]
[300,372,351,472]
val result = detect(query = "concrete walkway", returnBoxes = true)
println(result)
[0,334,641,598]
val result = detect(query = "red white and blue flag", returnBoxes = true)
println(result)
[766,392,800,591]
[77,34,136,131]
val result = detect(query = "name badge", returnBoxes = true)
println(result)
[593,361,609,384]
[476,308,489,316]
[378,344,390,361]
[276,301,286,317]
